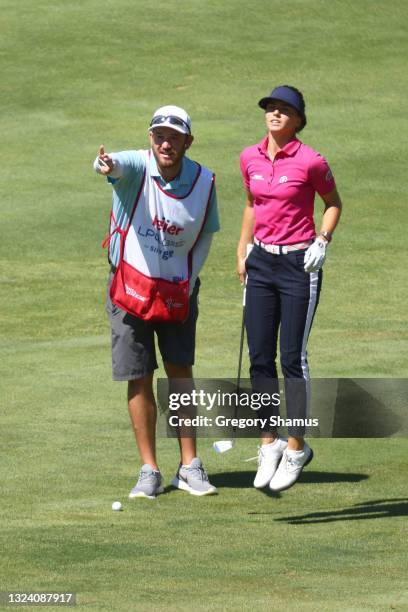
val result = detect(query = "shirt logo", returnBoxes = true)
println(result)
[251,174,265,181]
[325,170,333,182]
[152,214,184,235]
[279,176,288,183]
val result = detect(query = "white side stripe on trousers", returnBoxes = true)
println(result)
[301,271,320,417]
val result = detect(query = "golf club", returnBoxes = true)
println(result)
[213,244,252,453]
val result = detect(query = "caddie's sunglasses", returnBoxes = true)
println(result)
[149,115,190,133]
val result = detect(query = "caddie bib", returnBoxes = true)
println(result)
[109,151,214,323]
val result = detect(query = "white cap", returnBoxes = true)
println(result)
[149,105,191,135]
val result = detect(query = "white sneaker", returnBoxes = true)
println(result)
[253,438,288,489]
[269,443,313,492]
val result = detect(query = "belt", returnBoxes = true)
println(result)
[254,237,313,255]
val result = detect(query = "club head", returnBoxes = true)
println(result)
[213,440,235,454]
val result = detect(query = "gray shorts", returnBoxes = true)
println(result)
[106,272,200,381]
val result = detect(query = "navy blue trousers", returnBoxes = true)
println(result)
[245,245,322,436]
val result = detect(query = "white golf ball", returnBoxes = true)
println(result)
[111,501,122,511]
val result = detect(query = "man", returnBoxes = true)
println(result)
[94,105,219,498]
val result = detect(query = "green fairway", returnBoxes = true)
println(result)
[1,0,407,610]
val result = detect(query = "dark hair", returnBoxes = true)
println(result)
[281,85,307,132]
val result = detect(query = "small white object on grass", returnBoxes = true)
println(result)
[213,440,235,453]
[111,501,122,511]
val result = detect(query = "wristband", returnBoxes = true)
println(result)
[319,230,332,243]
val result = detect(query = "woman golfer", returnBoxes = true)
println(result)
[237,85,342,491]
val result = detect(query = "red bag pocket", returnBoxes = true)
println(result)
[110,259,190,323]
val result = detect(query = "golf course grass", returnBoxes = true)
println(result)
[1,0,407,610]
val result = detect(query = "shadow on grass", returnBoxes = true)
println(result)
[159,472,281,497]
[160,470,369,498]
[274,498,408,524]
[210,470,368,490]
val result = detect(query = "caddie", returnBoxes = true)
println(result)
[94,105,219,498]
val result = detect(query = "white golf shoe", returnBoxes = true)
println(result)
[269,443,313,492]
[253,438,288,489]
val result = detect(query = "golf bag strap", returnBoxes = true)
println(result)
[102,210,121,249]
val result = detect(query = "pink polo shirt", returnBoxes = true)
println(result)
[240,137,336,245]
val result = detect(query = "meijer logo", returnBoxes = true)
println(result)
[152,215,184,235]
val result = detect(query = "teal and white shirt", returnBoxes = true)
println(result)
[94,149,220,290]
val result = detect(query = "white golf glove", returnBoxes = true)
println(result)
[304,237,327,272]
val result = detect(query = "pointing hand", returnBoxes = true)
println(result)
[97,145,114,175]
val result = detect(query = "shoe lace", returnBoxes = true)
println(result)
[257,445,265,466]
[187,464,209,482]
[139,469,157,483]
[285,455,300,472]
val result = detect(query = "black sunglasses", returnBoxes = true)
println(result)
[149,115,190,133]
